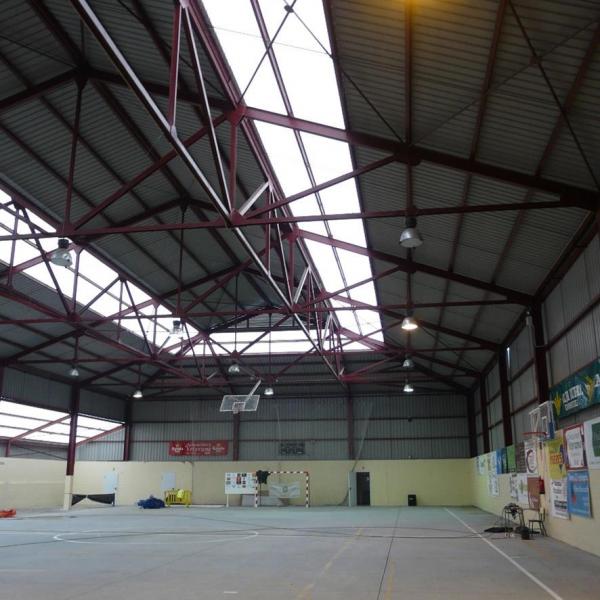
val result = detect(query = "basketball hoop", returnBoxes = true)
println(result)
[524,431,546,448]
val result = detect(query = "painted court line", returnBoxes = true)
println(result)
[444,509,563,600]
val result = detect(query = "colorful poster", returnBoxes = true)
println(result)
[566,470,592,518]
[488,473,499,497]
[516,441,527,473]
[550,359,600,418]
[550,479,569,519]
[583,417,600,469]
[524,439,538,475]
[169,440,228,456]
[507,445,516,473]
[516,474,529,506]
[497,448,508,474]
[509,473,518,500]
[477,455,486,475]
[564,424,586,469]
[527,477,541,511]
[546,433,567,480]
[225,472,257,495]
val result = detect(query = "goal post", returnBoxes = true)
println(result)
[254,470,310,509]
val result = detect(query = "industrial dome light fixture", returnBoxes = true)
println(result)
[171,319,184,338]
[49,238,72,267]
[402,355,414,369]
[403,380,414,393]
[401,311,418,331]
[399,217,423,249]
[68,365,79,378]
[132,388,143,399]
[228,362,241,375]
[264,386,274,397]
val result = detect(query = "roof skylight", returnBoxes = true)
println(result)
[203,0,383,344]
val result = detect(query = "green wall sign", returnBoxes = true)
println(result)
[550,359,600,419]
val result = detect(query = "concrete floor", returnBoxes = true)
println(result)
[0,506,599,599]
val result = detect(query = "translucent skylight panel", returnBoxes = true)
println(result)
[0,400,66,421]
[202,0,285,113]
[254,122,312,195]
[43,423,72,435]
[0,426,27,438]
[304,241,345,291]
[78,415,120,430]
[12,239,38,263]
[328,218,367,247]
[25,431,70,443]
[79,251,118,289]
[318,180,360,214]
[0,414,46,430]
[337,250,372,287]
[300,133,354,182]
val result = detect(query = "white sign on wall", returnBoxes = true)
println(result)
[524,440,538,475]
[583,417,600,469]
[225,472,257,495]
[565,425,586,469]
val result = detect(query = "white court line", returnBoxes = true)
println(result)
[445,509,563,600]
[53,530,258,546]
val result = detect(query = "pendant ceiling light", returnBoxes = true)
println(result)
[403,380,414,393]
[264,386,274,397]
[50,238,72,267]
[132,364,143,398]
[132,388,143,399]
[401,312,418,331]
[228,363,241,375]
[402,355,414,369]
[68,365,79,378]
[399,217,423,249]
[171,319,184,338]
[264,313,274,397]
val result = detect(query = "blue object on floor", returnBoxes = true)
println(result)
[137,496,165,509]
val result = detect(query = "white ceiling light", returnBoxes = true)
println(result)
[401,312,418,331]
[402,356,414,369]
[132,388,143,399]
[403,380,414,393]
[228,363,241,375]
[399,217,423,249]
[264,386,274,397]
[68,365,79,378]
[49,238,72,267]
[171,319,184,338]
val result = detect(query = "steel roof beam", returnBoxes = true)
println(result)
[70,0,341,385]
[297,229,532,304]
[241,107,598,209]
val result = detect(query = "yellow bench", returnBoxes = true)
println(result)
[164,488,192,507]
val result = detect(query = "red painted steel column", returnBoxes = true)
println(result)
[123,401,132,461]
[232,413,240,461]
[346,395,355,460]
[66,385,80,476]
[467,392,477,457]
[498,351,513,446]
[531,306,549,405]
[479,376,490,453]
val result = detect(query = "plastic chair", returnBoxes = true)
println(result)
[528,508,547,536]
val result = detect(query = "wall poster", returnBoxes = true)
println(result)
[564,424,586,470]
[225,472,257,495]
[546,432,567,480]
[488,472,499,497]
[477,455,486,475]
[516,473,529,507]
[527,477,541,511]
[583,416,600,469]
[506,445,516,473]
[516,441,527,473]
[524,439,538,475]
[566,470,592,518]
[509,473,518,500]
[550,479,569,520]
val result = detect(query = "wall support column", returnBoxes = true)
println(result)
[122,401,132,461]
[466,393,477,457]
[531,305,549,405]
[63,385,80,510]
[498,350,513,446]
[232,413,240,461]
[479,376,490,453]
[346,394,355,460]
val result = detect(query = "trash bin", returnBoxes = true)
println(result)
[408,494,417,506]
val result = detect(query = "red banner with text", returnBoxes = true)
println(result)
[168,440,229,457]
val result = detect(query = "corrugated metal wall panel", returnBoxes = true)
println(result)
[353,394,466,418]
[4,441,66,460]
[133,421,232,440]
[489,423,504,450]
[548,337,570,386]
[565,313,598,373]
[488,397,502,426]
[77,427,125,461]
[476,434,483,455]
[2,368,70,411]
[240,420,345,441]
[359,437,468,460]
[132,400,228,422]
[512,409,531,445]
[79,390,125,421]
[509,327,533,377]
[510,367,536,412]
[561,253,591,324]
[487,364,500,398]
[585,236,600,299]
[475,412,482,436]
[239,440,346,461]
[544,286,565,341]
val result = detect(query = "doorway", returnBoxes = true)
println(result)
[356,472,371,506]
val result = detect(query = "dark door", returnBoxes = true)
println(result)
[356,472,371,506]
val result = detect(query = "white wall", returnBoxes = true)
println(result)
[0,457,65,509]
